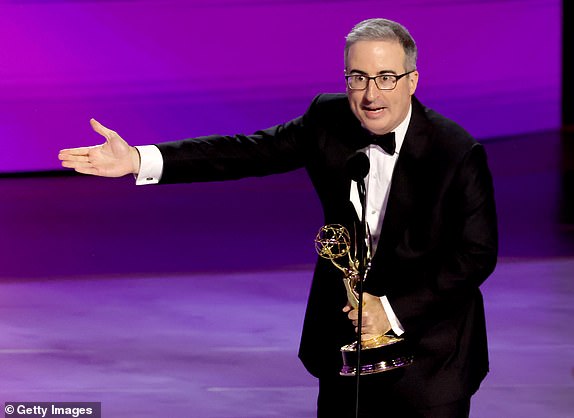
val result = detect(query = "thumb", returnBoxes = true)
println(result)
[342,304,353,313]
[90,118,115,141]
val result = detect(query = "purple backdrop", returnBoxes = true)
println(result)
[0,0,561,173]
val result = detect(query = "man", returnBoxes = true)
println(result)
[59,18,497,418]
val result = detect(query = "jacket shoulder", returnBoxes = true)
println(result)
[307,93,350,115]
[303,93,359,133]
[409,98,479,160]
[420,102,477,149]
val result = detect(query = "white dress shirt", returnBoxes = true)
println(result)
[349,104,412,336]
[135,145,163,185]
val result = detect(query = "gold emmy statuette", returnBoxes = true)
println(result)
[314,224,414,376]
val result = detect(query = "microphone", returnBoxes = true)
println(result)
[346,151,370,182]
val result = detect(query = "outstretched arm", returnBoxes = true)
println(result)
[58,119,141,177]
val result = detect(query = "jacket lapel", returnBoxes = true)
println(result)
[375,97,433,261]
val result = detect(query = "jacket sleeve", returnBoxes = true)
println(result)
[154,97,323,184]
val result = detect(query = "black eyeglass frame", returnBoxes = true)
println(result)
[344,69,416,91]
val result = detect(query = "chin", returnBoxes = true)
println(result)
[359,117,387,134]
[362,123,388,135]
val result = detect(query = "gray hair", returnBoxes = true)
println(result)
[345,18,417,71]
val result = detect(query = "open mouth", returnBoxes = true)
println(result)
[363,106,386,115]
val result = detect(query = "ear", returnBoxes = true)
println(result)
[408,70,419,96]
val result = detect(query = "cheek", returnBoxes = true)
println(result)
[349,97,363,116]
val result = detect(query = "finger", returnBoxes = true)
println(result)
[59,154,90,163]
[61,159,93,170]
[90,118,115,140]
[356,328,376,337]
[342,304,352,313]
[361,333,378,341]
[74,166,102,176]
[58,147,92,158]
[63,158,104,175]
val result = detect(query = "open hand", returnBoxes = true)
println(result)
[58,119,140,177]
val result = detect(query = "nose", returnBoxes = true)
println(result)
[364,78,380,101]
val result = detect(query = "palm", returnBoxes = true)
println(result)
[59,119,138,177]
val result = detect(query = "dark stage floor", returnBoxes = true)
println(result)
[0,130,572,417]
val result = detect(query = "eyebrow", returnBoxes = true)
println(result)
[347,69,399,75]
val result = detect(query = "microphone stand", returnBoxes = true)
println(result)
[354,176,371,418]
[345,150,372,418]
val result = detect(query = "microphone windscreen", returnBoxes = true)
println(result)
[346,151,370,181]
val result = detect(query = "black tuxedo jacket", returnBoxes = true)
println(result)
[156,94,498,407]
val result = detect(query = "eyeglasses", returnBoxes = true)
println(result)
[345,70,416,91]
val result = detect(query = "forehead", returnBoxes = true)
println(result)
[346,40,406,72]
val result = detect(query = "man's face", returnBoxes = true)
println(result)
[346,40,418,135]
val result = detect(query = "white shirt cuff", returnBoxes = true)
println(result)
[380,296,405,336]
[134,145,163,185]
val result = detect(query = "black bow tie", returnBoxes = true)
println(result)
[369,132,396,155]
